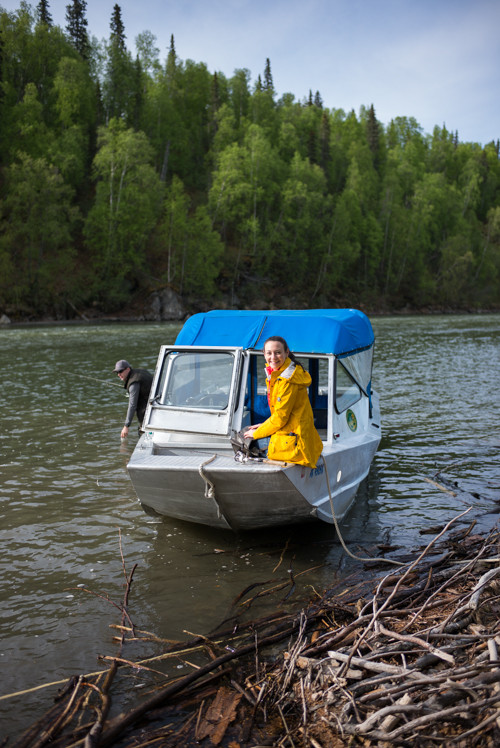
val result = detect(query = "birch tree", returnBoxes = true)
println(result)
[84,119,162,304]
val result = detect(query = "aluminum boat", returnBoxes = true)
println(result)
[127,309,381,531]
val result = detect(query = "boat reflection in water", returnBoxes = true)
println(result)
[127,309,381,531]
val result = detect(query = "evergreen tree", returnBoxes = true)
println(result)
[263,57,273,91]
[308,126,318,164]
[36,0,53,27]
[208,72,221,136]
[319,112,330,172]
[129,55,144,130]
[366,104,380,155]
[166,33,177,88]
[103,4,135,123]
[65,0,89,58]
[229,68,250,128]
[314,91,323,108]
[110,3,126,51]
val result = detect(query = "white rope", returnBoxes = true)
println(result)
[198,454,217,498]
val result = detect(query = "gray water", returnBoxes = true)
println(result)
[0,314,499,740]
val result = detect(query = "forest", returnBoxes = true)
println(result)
[0,0,499,321]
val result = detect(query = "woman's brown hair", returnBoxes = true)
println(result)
[263,336,303,368]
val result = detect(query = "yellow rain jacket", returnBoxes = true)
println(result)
[252,357,323,468]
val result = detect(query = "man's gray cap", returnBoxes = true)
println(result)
[114,359,131,372]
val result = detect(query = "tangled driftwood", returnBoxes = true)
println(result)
[266,519,500,747]
[4,515,500,747]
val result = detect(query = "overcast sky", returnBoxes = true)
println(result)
[3,0,499,146]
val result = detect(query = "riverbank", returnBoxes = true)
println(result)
[1,285,499,327]
[7,511,500,748]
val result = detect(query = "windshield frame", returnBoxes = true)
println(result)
[143,346,244,436]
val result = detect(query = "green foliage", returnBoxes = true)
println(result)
[274,151,329,289]
[184,205,224,296]
[135,30,160,76]
[0,152,79,311]
[158,174,190,285]
[156,176,223,296]
[84,119,162,305]
[0,3,498,318]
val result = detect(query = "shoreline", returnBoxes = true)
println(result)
[2,304,499,329]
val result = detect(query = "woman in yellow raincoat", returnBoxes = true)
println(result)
[244,336,323,468]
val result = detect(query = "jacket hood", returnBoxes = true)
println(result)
[270,358,312,388]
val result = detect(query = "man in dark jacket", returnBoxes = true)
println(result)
[113,359,153,439]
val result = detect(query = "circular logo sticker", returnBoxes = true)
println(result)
[346,409,357,432]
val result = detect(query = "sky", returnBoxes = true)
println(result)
[2,0,499,146]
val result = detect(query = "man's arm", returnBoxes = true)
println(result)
[121,382,140,438]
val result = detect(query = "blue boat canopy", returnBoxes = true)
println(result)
[175,309,374,356]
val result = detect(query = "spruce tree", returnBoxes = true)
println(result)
[110,4,126,52]
[366,104,380,154]
[263,57,273,91]
[130,56,143,130]
[308,127,318,163]
[166,34,177,89]
[314,90,323,108]
[320,112,330,171]
[37,0,53,27]
[103,4,135,123]
[65,0,89,58]
[209,72,220,135]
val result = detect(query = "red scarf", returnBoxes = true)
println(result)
[265,365,275,407]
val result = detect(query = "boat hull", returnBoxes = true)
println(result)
[127,434,380,531]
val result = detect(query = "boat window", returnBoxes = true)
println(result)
[315,358,329,396]
[339,347,373,394]
[335,360,361,413]
[157,351,233,410]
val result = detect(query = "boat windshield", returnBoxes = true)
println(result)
[157,351,234,410]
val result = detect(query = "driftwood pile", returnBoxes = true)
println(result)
[5,514,500,748]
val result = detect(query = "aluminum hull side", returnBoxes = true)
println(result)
[128,451,311,530]
[127,433,380,531]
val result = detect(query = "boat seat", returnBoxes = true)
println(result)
[250,394,270,425]
[313,409,327,430]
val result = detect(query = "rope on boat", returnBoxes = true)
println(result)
[198,453,236,529]
[199,454,218,499]
[322,455,404,567]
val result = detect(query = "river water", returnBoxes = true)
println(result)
[0,314,499,740]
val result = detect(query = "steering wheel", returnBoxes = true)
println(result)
[188,393,227,408]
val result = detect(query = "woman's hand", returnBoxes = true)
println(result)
[243,424,261,439]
